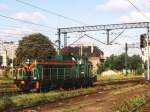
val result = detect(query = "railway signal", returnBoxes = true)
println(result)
[140,34,146,48]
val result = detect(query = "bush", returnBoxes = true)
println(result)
[0,96,14,111]
[113,93,150,112]
[0,88,96,111]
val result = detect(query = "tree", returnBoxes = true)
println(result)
[97,63,105,74]
[129,55,142,74]
[97,53,142,75]
[103,54,129,70]
[15,33,56,65]
[129,55,141,70]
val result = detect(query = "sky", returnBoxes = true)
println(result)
[0,0,150,56]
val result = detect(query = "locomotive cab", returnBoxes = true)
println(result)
[14,60,38,92]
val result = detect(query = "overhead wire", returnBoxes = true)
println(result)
[109,30,125,44]
[111,32,140,41]
[0,23,58,34]
[0,34,23,38]
[15,0,87,25]
[0,23,57,38]
[68,34,86,46]
[0,28,56,36]
[21,42,58,47]
[0,24,21,28]
[0,31,56,40]
[84,34,107,45]
[0,14,57,30]
[68,33,107,46]
[0,31,26,36]
[0,25,55,34]
[126,0,150,21]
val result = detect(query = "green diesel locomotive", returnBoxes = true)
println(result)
[14,54,96,92]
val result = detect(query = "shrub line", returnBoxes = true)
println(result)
[0,88,96,112]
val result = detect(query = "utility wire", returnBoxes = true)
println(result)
[0,24,21,28]
[0,28,55,36]
[127,0,150,21]
[69,34,107,46]
[16,0,87,25]
[68,34,86,46]
[0,31,26,36]
[112,32,139,41]
[0,14,56,30]
[84,34,107,45]
[21,42,58,47]
[0,23,57,34]
[110,30,125,44]
[0,25,55,34]
[0,31,55,38]
[0,34,20,38]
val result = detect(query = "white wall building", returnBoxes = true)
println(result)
[0,41,18,66]
[2,42,18,59]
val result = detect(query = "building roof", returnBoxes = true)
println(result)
[61,46,104,57]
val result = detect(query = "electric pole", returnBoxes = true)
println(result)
[106,29,110,45]
[147,26,150,80]
[125,43,128,76]
[57,29,61,55]
[64,32,67,47]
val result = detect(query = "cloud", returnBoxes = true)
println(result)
[96,0,148,12]
[120,11,150,22]
[0,4,8,10]
[0,26,35,41]
[15,12,46,22]
[97,0,131,11]
[98,0,150,23]
[0,26,44,41]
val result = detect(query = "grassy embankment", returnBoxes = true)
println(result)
[112,84,145,96]
[0,88,96,111]
[113,92,150,112]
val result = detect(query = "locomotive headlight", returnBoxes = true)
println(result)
[21,81,25,84]
[34,77,37,80]
[81,72,85,74]
[13,76,16,79]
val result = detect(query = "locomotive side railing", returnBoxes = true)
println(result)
[15,68,35,80]
[42,68,75,80]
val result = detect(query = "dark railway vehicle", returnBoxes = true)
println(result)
[14,54,97,92]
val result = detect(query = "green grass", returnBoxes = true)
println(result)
[0,88,96,111]
[113,92,150,112]
[0,79,13,84]
[0,73,13,84]
[112,84,145,96]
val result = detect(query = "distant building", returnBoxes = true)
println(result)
[2,41,18,59]
[0,41,18,66]
[2,50,7,67]
[61,46,104,73]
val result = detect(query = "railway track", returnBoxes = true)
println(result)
[95,78,141,86]
[14,79,142,112]
[0,78,141,97]
[129,99,150,112]
[142,102,150,112]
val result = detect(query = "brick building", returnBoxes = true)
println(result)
[61,46,104,73]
